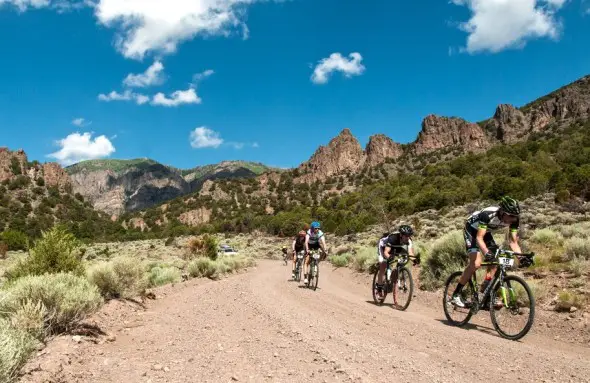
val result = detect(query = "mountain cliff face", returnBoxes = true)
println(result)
[411,115,491,155]
[67,159,276,215]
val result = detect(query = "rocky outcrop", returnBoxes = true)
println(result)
[42,163,72,191]
[178,208,212,226]
[411,115,491,156]
[365,134,403,166]
[297,128,365,181]
[0,147,27,182]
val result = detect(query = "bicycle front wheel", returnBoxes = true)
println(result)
[393,267,414,311]
[442,271,475,326]
[311,260,319,291]
[490,275,535,341]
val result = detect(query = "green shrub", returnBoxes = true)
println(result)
[0,273,102,334]
[88,258,147,299]
[0,230,29,252]
[352,247,375,273]
[9,299,46,341]
[0,318,36,383]
[566,256,589,277]
[329,254,351,268]
[148,266,181,287]
[529,228,563,246]
[188,258,218,279]
[7,226,83,280]
[564,237,590,260]
[419,231,467,291]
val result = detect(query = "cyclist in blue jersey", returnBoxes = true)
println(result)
[303,221,327,285]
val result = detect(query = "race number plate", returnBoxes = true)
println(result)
[498,257,514,267]
[313,253,320,260]
[297,253,304,259]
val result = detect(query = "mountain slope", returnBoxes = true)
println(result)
[67,159,277,215]
[0,148,124,242]
[123,74,590,236]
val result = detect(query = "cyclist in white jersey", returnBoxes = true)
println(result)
[303,221,327,284]
[451,196,523,308]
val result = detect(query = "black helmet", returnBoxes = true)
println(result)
[398,225,414,236]
[499,196,520,216]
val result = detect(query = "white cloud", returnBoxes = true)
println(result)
[451,0,567,54]
[72,117,91,127]
[48,132,116,166]
[0,0,87,12]
[123,60,165,88]
[94,0,267,60]
[190,127,223,149]
[192,69,215,82]
[189,127,257,149]
[98,90,149,105]
[152,87,201,107]
[311,52,365,85]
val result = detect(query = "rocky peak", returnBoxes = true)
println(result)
[298,128,365,180]
[365,134,403,167]
[489,104,528,143]
[0,147,28,182]
[42,163,72,191]
[411,115,490,156]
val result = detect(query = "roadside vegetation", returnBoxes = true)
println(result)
[0,226,255,382]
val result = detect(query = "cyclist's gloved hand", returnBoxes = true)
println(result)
[484,252,495,262]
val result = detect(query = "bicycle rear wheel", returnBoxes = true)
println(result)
[372,266,388,305]
[443,271,475,326]
[489,275,535,341]
[393,267,414,311]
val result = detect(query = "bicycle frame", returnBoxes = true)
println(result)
[467,249,534,313]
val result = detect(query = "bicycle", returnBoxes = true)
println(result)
[293,250,304,282]
[371,249,420,311]
[304,249,321,291]
[442,248,536,341]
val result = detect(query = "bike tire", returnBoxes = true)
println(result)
[312,260,319,291]
[371,266,388,305]
[489,275,535,341]
[394,267,414,311]
[442,271,474,327]
[295,260,302,282]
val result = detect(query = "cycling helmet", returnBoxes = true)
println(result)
[310,221,321,229]
[398,225,414,236]
[499,196,520,216]
[298,230,306,237]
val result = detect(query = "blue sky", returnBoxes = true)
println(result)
[0,0,589,169]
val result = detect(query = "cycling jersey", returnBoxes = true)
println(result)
[466,206,519,234]
[377,232,412,262]
[307,229,324,245]
[464,206,518,253]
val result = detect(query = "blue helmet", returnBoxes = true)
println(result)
[310,221,321,229]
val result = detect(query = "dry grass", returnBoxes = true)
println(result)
[0,318,37,383]
[556,289,587,312]
[88,258,148,300]
[564,237,590,261]
[529,228,564,247]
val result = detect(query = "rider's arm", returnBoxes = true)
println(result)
[508,228,522,254]
[475,227,490,255]
[305,234,310,253]
[407,240,414,257]
[383,245,391,259]
[320,235,326,253]
[292,240,296,253]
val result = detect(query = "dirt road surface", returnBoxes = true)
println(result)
[21,260,590,383]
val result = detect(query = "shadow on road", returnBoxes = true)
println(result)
[435,318,505,340]
[365,300,396,309]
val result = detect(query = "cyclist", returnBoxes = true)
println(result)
[303,221,327,284]
[291,230,307,279]
[451,196,523,308]
[281,246,288,263]
[375,225,414,299]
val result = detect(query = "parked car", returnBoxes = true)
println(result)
[218,244,238,256]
